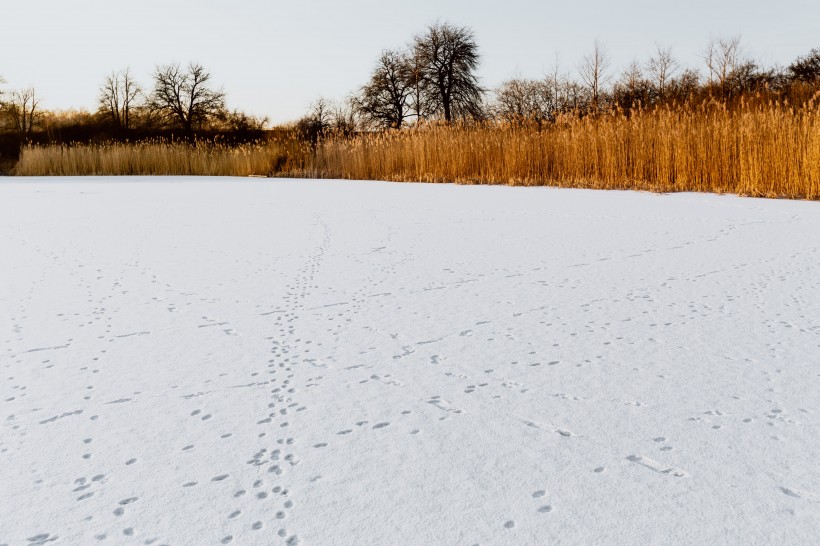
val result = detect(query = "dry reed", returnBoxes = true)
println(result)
[13,139,305,177]
[14,99,820,200]
[307,100,820,199]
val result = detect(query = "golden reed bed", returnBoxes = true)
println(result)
[14,140,298,178]
[14,101,820,200]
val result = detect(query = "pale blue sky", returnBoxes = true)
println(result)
[2,0,818,123]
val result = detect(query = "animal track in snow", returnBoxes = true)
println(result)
[427,397,463,414]
[521,418,573,438]
[778,486,816,500]
[5,180,820,545]
[626,455,688,478]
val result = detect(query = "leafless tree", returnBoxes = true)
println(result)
[728,62,785,95]
[99,68,142,130]
[150,63,226,134]
[0,75,8,132]
[666,69,701,103]
[788,48,820,83]
[494,78,532,122]
[621,61,644,94]
[222,110,269,132]
[352,50,414,129]
[547,55,564,114]
[406,47,434,123]
[494,78,553,125]
[560,78,590,113]
[330,99,358,136]
[309,97,333,132]
[703,36,742,95]
[579,40,611,110]
[4,87,40,136]
[412,22,485,122]
[296,97,335,142]
[646,45,679,99]
[543,56,588,115]
[613,60,654,109]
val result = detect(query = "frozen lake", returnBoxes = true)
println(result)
[1,178,819,545]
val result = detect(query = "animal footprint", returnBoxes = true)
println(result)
[626,455,687,478]
[427,397,463,414]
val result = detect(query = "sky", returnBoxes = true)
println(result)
[1,0,819,124]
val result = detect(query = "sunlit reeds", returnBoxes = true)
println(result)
[14,98,820,200]
[307,100,820,199]
[13,138,308,177]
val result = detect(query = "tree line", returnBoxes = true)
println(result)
[2,21,819,144]
[298,22,820,136]
[0,63,266,141]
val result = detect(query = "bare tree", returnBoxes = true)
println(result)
[579,40,611,110]
[150,63,226,134]
[727,60,789,96]
[494,78,553,125]
[99,68,142,130]
[406,47,433,123]
[412,22,484,122]
[296,97,335,142]
[4,87,40,136]
[788,48,820,83]
[544,55,588,115]
[494,78,531,123]
[703,40,716,84]
[613,60,654,109]
[666,69,701,103]
[646,45,679,99]
[309,97,333,132]
[222,110,269,132]
[330,99,358,136]
[352,50,414,129]
[703,36,742,95]
[0,75,8,132]
[621,61,644,94]
[560,78,590,113]
[547,54,565,114]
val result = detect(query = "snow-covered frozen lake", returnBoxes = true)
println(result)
[1,178,819,545]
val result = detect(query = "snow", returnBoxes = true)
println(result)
[1,178,819,545]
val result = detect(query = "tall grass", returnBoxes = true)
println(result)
[14,99,820,200]
[13,139,308,177]
[308,100,820,199]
